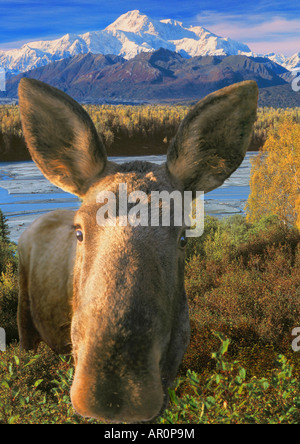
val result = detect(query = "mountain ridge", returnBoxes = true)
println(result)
[2,48,298,107]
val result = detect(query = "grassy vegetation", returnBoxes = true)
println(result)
[0,209,299,424]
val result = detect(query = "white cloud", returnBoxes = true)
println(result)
[196,12,300,56]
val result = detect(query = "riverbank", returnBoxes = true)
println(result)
[0,153,257,243]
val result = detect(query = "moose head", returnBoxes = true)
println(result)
[17,78,258,422]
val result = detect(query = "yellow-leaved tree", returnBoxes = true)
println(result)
[246,119,300,229]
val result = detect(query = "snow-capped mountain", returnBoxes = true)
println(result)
[265,52,300,72]
[0,10,298,76]
[283,53,300,72]
[103,10,251,58]
[0,34,89,75]
[0,10,252,74]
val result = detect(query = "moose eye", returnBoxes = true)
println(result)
[76,230,84,243]
[179,231,188,249]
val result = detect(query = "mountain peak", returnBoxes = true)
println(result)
[160,18,184,27]
[106,10,152,33]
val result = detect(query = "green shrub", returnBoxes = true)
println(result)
[160,334,300,424]
[0,342,107,424]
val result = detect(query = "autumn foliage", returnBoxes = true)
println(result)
[246,119,300,229]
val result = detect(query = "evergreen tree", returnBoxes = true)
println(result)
[0,210,10,243]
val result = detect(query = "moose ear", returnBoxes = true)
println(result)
[18,78,107,196]
[167,81,258,193]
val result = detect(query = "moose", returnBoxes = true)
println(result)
[17,78,258,422]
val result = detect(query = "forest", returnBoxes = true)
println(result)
[1,104,300,160]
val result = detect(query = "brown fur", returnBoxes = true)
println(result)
[17,78,258,422]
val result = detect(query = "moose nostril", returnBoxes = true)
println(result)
[70,367,164,422]
[70,375,124,420]
[102,390,123,415]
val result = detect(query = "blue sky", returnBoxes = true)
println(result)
[0,0,299,55]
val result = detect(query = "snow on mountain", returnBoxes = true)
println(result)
[0,10,252,74]
[264,53,287,66]
[261,52,300,72]
[84,10,251,58]
[283,53,300,72]
[0,33,89,74]
[0,10,297,75]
